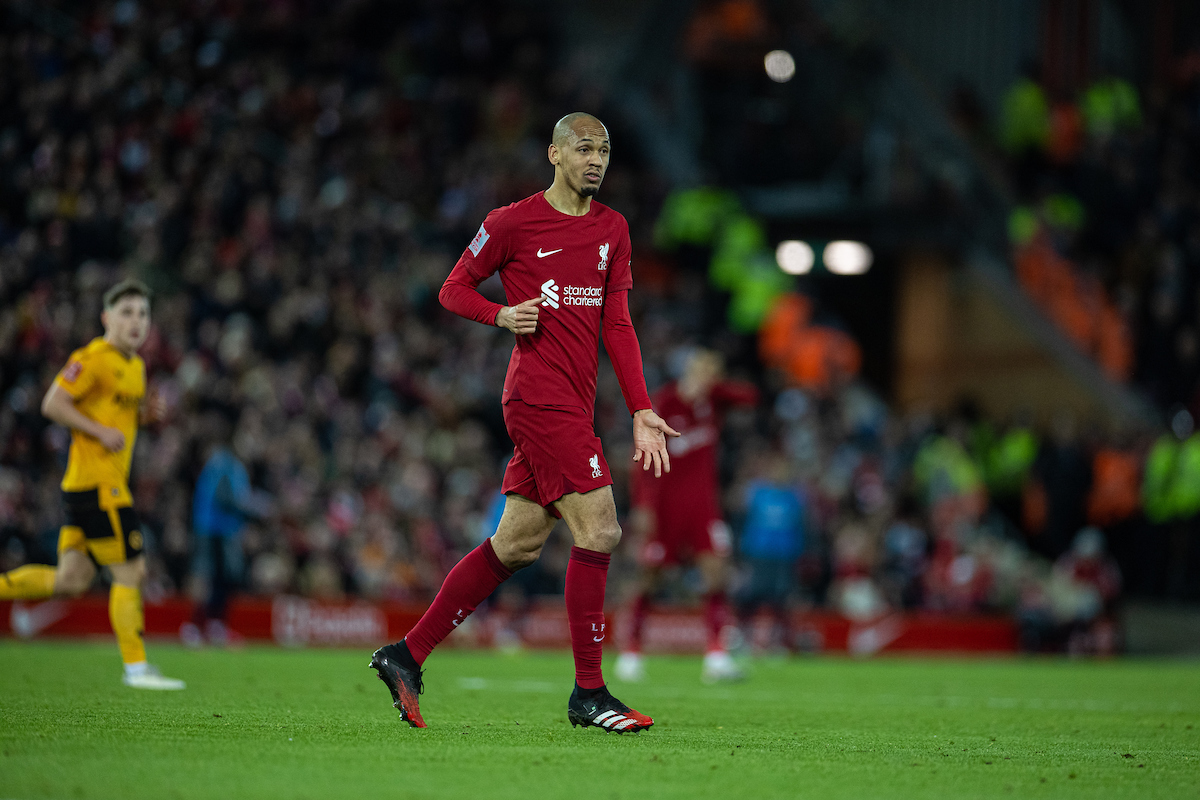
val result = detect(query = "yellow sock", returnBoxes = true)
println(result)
[109,584,146,665]
[0,565,57,600]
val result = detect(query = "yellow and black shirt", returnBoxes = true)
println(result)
[53,337,145,494]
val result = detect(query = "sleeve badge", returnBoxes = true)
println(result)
[468,223,490,256]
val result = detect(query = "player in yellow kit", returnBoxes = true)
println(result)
[0,279,184,690]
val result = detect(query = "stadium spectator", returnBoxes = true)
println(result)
[1085,430,1142,582]
[1026,413,1092,560]
[1142,409,1200,599]
[912,419,986,542]
[1053,527,1122,655]
[878,496,928,609]
[981,412,1040,527]
[181,413,271,647]
[733,448,808,651]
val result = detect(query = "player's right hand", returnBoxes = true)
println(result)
[96,425,125,452]
[496,295,544,335]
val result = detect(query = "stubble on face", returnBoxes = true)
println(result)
[573,123,608,197]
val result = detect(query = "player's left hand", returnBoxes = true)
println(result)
[632,409,680,478]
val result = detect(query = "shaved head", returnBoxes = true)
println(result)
[545,111,611,210]
[552,112,608,148]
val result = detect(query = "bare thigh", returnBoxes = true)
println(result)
[554,485,622,554]
[54,549,96,597]
[491,493,558,571]
[108,555,146,588]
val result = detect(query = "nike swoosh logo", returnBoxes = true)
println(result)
[847,615,905,656]
[11,600,68,639]
[536,248,563,258]
[593,636,605,643]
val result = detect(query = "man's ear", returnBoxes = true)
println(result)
[547,143,559,165]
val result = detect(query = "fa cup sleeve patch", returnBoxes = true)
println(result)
[63,361,83,383]
[468,223,490,256]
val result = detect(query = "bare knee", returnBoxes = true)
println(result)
[491,530,549,572]
[108,557,146,588]
[575,522,622,555]
[555,487,623,554]
[54,567,93,597]
[496,539,543,571]
[490,495,557,571]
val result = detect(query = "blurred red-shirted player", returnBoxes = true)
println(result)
[368,113,679,733]
[617,348,758,683]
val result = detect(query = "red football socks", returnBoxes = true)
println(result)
[566,546,611,690]
[404,538,513,665]
[705,591,728,653]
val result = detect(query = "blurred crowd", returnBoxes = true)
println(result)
[0,0,1193,658]
[0,0,615,603]
[993,58,1200,412]
[710,389,1134,655]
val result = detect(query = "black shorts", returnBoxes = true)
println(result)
[58,487,144,566]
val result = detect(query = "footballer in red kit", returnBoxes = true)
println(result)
[445,190,643,508]
[617,348,758,684]
[369,112,679,734]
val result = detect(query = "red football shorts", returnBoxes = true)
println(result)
[641,515,733,567]
[502,400,613,515]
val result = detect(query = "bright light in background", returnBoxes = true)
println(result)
[764,50,796,83]
[823,240,874,275]
[775,240,814,275]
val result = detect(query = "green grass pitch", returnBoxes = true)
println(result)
[1,641,1197,799]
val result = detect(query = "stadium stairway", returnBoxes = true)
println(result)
[557,0,1157,427]
[894,248,1158,426]
[866,42,1158,424]
[822,1,1158,425]
[558,0,705,186]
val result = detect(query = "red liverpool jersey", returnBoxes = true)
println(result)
[448,193,640,413]
[632,381,759,526]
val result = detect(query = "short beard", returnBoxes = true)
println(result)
[579,184,600,198]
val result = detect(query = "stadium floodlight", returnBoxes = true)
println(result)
[764,50,796,83]
[823,240,873,275]
[776,240,814,275]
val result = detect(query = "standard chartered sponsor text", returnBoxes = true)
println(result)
[563,285,604,306]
